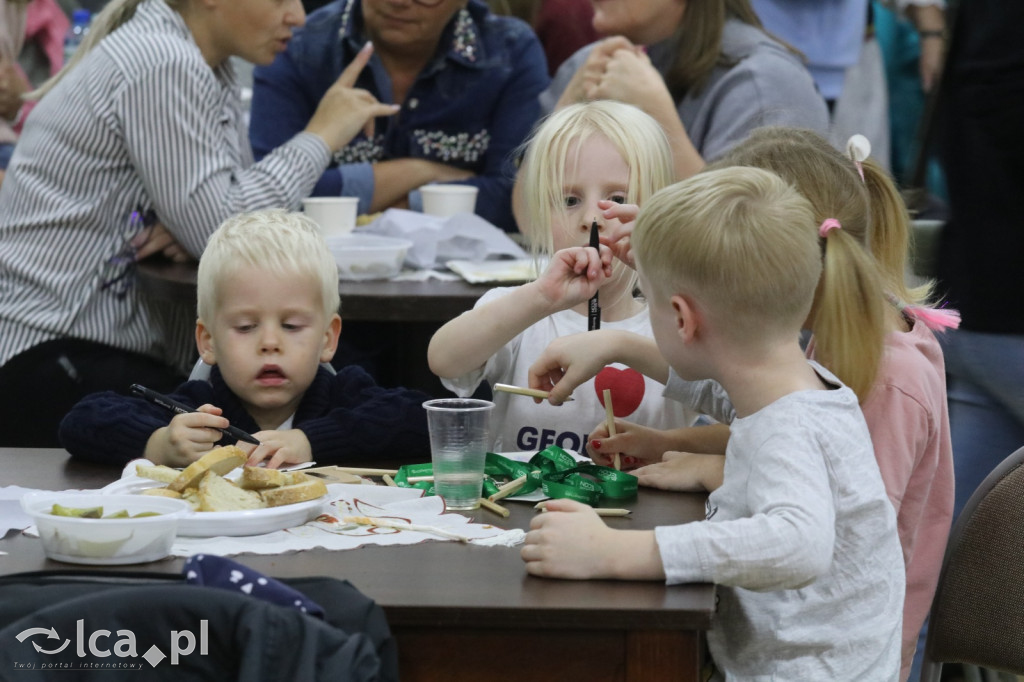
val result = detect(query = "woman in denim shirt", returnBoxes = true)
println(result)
[250,0,549,232]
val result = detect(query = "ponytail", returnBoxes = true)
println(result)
[861,158,960,330]
[814,223,887,403]
[26,0,148,101]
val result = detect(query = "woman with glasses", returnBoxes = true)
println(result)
[0,0,398,446]
[542,0,830,181]
[249,0,550,233]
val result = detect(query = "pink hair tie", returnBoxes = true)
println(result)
[819,218,841,237]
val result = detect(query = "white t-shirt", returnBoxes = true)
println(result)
[657,363,904,681]
[441,287,699,452]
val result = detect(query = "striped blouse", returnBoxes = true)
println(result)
[0,0,331,372]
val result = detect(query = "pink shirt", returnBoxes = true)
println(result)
[858,321,954,681]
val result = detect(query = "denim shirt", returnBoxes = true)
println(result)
[250,0,549,232]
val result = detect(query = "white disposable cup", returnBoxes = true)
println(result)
[419,184,479,218]
[423,398,494,510]
[302,197,359,237]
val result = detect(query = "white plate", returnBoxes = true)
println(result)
[100,477,329,538]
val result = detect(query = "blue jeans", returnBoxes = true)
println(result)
[909,328,1024,681]
[939,328,1024,520]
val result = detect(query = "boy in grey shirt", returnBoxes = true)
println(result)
[521,167,903,680]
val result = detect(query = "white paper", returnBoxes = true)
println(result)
[359,209,527,270]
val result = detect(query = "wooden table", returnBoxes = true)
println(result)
[1,449,716,682]
[137,260,494,323]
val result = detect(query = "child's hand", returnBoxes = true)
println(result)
[521,498,665,580]
[527,330,617,404]
[586,420,668,469]
[534,245,613,310]
[144,404,229,467]
[241,429,313,469]
[633,452,725,492]
[598,199,639,269]
[521,499,617,579]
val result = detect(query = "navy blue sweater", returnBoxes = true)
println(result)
[59,365,431,466]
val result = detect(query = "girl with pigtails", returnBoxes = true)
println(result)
[527,126,955,682]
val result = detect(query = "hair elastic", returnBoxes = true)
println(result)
[886,293,961,331]
[819,218,842,238]
[845,134,871,183]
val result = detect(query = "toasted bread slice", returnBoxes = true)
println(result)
[239,466,306,490]
[168,445,247,493]
[197,472,265,512]
[259,473,328,508]
[135,462,181,484]
[140,487,182,499]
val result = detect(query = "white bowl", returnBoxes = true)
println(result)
[22,492,190,565]
[327,233,413,280]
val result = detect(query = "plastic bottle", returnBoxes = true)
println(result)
[63,9,92,66]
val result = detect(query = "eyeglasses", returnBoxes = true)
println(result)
[99,206,156,299]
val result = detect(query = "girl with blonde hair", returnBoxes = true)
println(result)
[0,0,399,446]
[428,100,698,453]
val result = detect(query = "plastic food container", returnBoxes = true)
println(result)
[21,492,190,565]
[326,233,413,280]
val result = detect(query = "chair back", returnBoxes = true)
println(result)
[920,445,1024,681]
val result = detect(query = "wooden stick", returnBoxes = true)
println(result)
[533,502,631,517]
[313,466,399,477]
[488,474,528,502]
[406,475,435,483]
[603,388,621,470]
[382,474,397,487]
[478,497,510,518]
[493,383,573,401]
[342,515,470,543]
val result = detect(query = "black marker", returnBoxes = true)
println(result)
[130,384,261,446]
[587,220,601,331]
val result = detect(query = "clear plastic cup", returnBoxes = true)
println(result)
[422,398,494,510]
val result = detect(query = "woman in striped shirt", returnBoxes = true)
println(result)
[0,0,397,446]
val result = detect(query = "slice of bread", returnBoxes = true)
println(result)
[197,472,265,512]
[168,445,247,493]
[239,466,306,490]
[259,474,328,508]
[135,462,181,484]
[140,487,182,499]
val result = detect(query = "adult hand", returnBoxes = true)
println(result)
[133,222,194,263]
[633,452,725,492]
[242,429,314,469]
[918,36,944,93]
[597,199,639,268]
[0,58,27,121]
[554,36,636,109]
[306,42,401,152]
[145,404,229,467]
[532,244,613,313]
[588,47,675,121]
